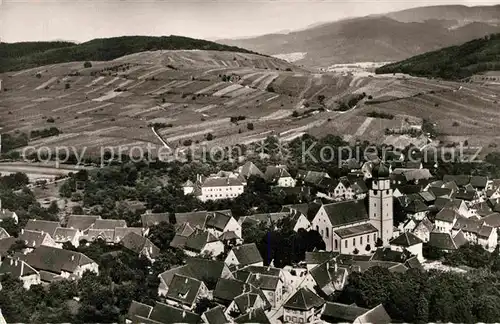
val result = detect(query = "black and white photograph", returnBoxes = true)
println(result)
[0,0,500,323]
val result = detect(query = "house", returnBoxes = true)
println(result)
[183,180,195,195]
[114,227,144,243]
[321,303,391,324]
[412,217,434,242]
[202,305,229,324]
[182,229,224,258]
[389,232,424,261]
[0,228,9,240]
[225,243,263,267]
[451,218,497,251]
[120,232,160,260]
[283,288,325,323]
[18,229,59,251]
[428,231,467,253]
[443,175,471,187]
[264,165,296,187]
[22,246,98,282]
[310,260,348,296]
[0,256,41,289]
[246,273,283,308]
[205,211,242,239]
[147,302,201,323]
[198,175,245,202]
[140,212,170,228]
[0,207,18,224]
[404,199,428,221]
[158,258,233,296]
[53,227,80,248]
[213,278,253,306]
[25,219,60,237]
[126,300,153,324]
[225,293,267,320]
[434,208,460,232]
[304,251,338,270]
[165,274,209,310]
[237,161,264,179]
[66,215,101,234]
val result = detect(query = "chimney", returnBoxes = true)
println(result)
[185,277,188,284]
[326,262,329,271]
[9,259,12,266]
[182,311,186,318]
[334,262,338,273]
[21,229,24,235]
[256,273,260,280]
[71,255,75,261]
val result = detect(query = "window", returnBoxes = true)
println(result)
[321,230,324,236]
[316,225,319,232]
[360,236,363,245]
[353,238,356,246]
[345,240,348,248]
[367,234,370,243]
[335,239,338,250]
[374,233,376,241]
[326,228,329,238]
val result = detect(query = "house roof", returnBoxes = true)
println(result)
[470,176,488,188]
[404,199,428,213]
[238,161,264,179]
[322,200,368,227]
[25,219,60,237]
[0,228,9,240]
[305,251,338,265]
[127,300,153,321]
[482,213,500,228]
[170,234,188,249]
[66,215,100,231]
[202,176,244,188]
[175,211,208,229]
[205,211,232,231]
[303,171,330,185]
[390,232,423,247]
[452,217,482,234]
[282,202,322,221]
[334,223,378,239]
[310,261,348,295]
[394,184,422,196]
[0,256,38,278]
[19,230,51,248]
[0,209,15,220]
[202,305,228,324]
[93,219,127,230]
[114,227,143,242]
[356,304,392,323]
[220,231,240,241]
[233,293,261,313]
[230,243,263,266]
[371,247,411,263]
[264,165,292,182]
[23,245,95,274]
[283,287,325,311]
[454,189,476,201]
[120,232,160,258]
[148,302,200,323]
[183,179,195,187]
[428,187,452,198]
[443,175,471,187]
[246,273,280,291]
[429,232,461,250]
[414,217,434,232]
[0,237,16,257]
[86,229,115,242]
[53,227,79,243]
[165,274,203,306]
[184,230,219,253]
[234,307,270,324]
[242,265,281,277]
[213,278,248,304]
[435,208,459,223]
[404,256,423,270]
[321,302,370,322]
[140,213,169,228]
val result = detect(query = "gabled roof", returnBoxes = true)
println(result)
[229,243,263,266]
[371,247,411,263]
[19,230,51,248]
[334,223,378,239]
[356,304,392,323]
[202,305,228,324]
[149,302,201,323]
[282,201,322,221]
[184,230,219,253]
[394,184,421,195]
[414,217,434,232]
[404,256,423,270]
[404,199,428,213]
[238,161,264,179]
[170,234,188,249]
[120,232,160,258]
[114,227,143,242]
[443,175,470,187]
[264,165,292,182]
[283,287,325,311]
[53,227,79,242]
[213,278,248,304]
[454,189,476,201]
[435,208,459,223]
[0,237,16,257]
[242,265,281,277]
[175,211,208,229]
[66,215,101,231]
[428,187,452,198]
[321,302,371,322]
[305,251,338,265]
[205,211,232,231]
[234,307,270,324]
[470,176,488,188]
[23,245,96,274]
[310,261,348,295]
[390,232,423,247]
[482,213,500,228]
[183,179,195,187]
[322,200,368,227]
[93,219,127,230]
[141,212,169,228]
[202,176,244,188]
[165,274,203,307]
[418,191,436,203]
[25,219,60,237]
[86,229,115,242]
[233,293,261,314]
[0,228,9,240]
[127,300,153,321]
[0,256,38,278]
[303,171,330,185]
[246,273,280,291]
[429,232,460,250]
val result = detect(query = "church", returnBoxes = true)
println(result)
[311,163,394,254]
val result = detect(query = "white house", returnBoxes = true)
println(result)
[264,165,296,187]
[389,232,424,262]
[199,176,245,202]
[283,288,325,323]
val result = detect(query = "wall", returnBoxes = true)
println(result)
[337,232,377,255]
[200,185,244,201]
[278,177,296,188]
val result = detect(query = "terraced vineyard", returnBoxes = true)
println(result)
[1,49,500,159]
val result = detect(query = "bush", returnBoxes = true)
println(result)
[83,61,92,68]
[247,123,254,131]
[230,116,246,123]
[183,139,193,146]
[366,111,394,120]
[35,72,41,78]
[365,244,371,251]
[452,121,460,127]
[65,83,70,89]
[292,111,300,118]
[46,117,55,123]
[266,85,275,93]
[206,133,214,141]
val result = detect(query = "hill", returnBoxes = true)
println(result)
[218,5,500,67]
[375,33,500,80]
[0,36,261,73]
[1,49,500,159]
[384,4,500,23]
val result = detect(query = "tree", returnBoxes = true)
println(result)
[83,61,92,68]
[365,244,371,252]
[292,111,299,118]
[206,133,214,141]
[194,297,218,315]
[247,123,254,131]
[147,222,176,251]
[65,83,70,89]
[375,238,383,247]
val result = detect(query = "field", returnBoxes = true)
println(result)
[1,49,500,161]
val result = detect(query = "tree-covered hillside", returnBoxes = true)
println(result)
[0,36,260,73]
[375,33,500,80]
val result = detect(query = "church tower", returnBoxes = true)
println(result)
[369,163,393,246]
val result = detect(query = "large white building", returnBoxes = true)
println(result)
[312,163,394,254]
[183,174,245,202]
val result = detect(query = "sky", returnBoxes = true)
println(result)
[0,0,499,43]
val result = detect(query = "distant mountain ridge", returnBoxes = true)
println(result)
[375,33,500,80]
[0,35,261,73]
[218,5,500,67]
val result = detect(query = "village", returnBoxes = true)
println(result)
[1,149,500,324]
